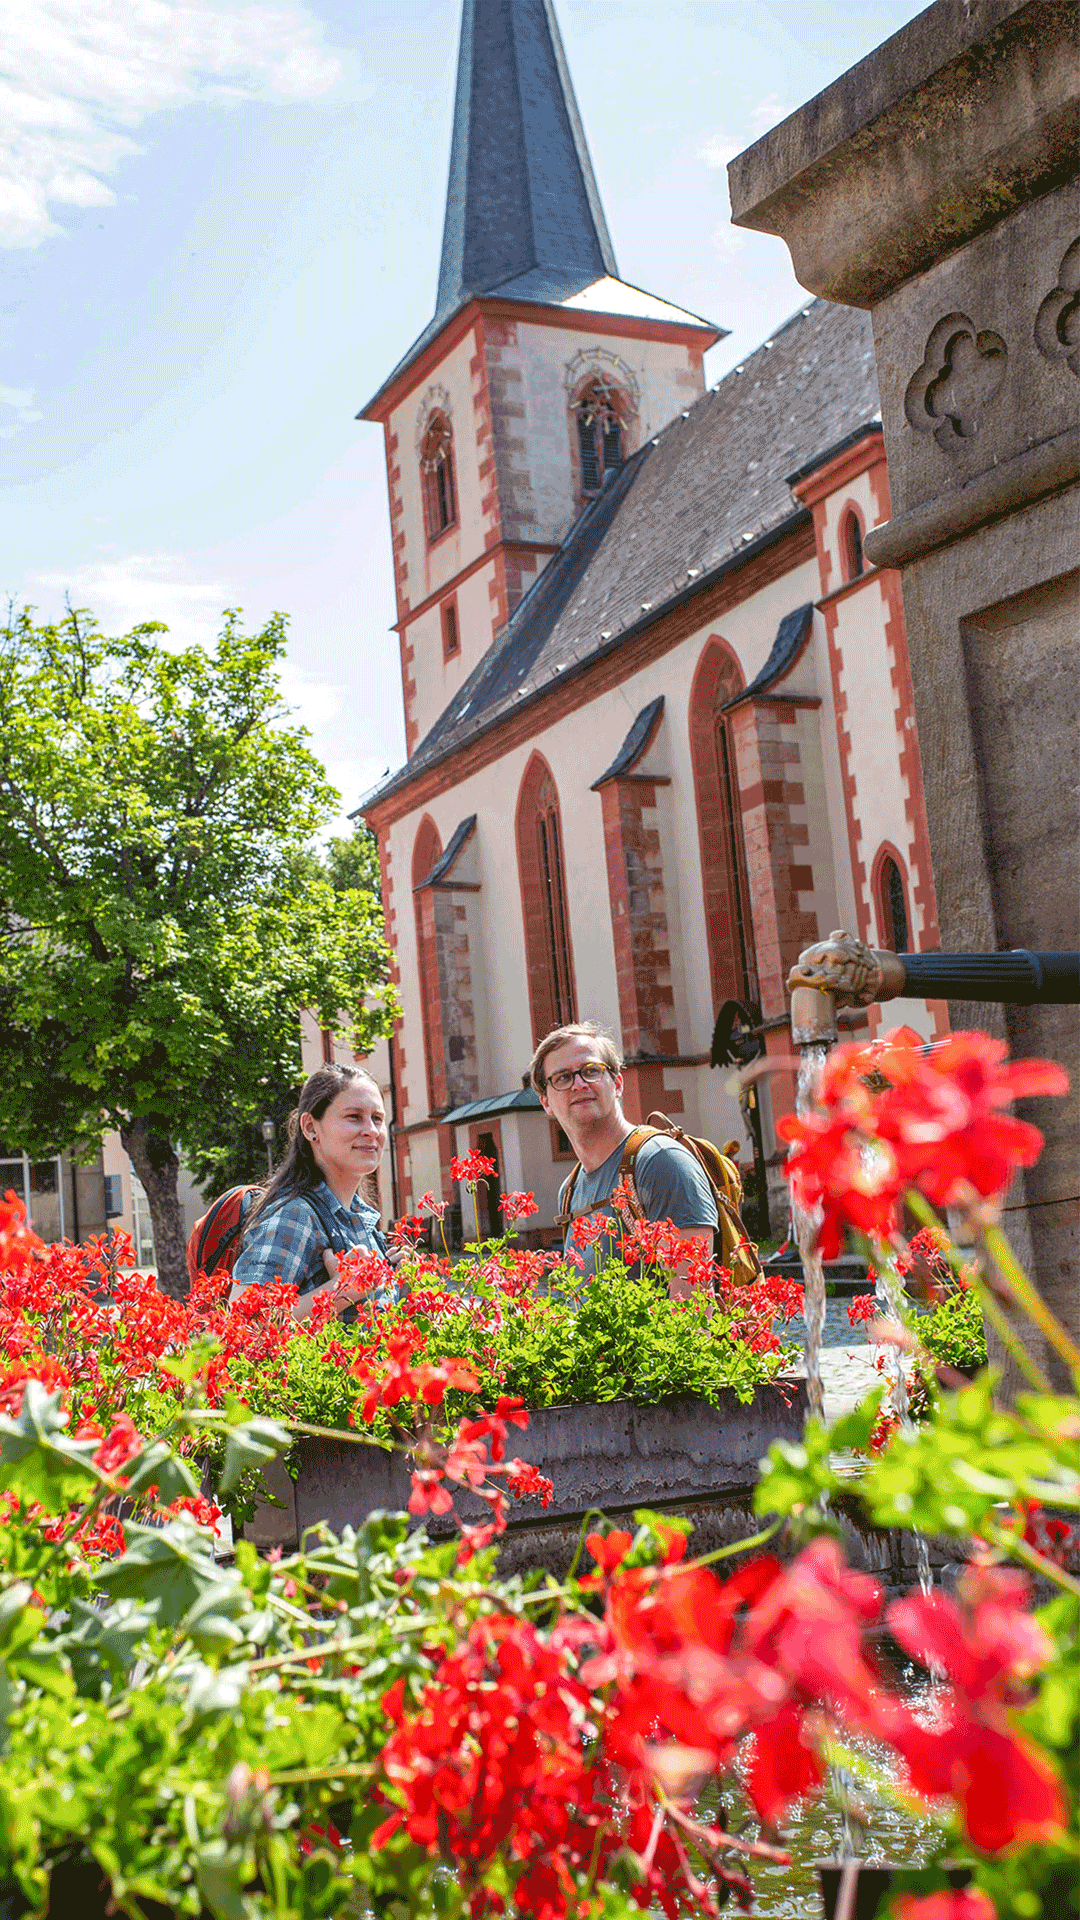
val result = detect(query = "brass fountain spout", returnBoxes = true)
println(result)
[787,933,1080,1036]
[787,930,906,1048]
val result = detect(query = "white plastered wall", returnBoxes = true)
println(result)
[385,547,842,1131]
[506,319,704,544]
[816,467,937,1045]
[408,561,501,746]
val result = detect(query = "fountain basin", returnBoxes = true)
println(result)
[246,1384,808,1571]
[818,1860,971,1920]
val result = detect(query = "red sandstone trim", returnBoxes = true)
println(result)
[395,541,559,635]
[688,636,758,1017]
[869,839,913,952]
[412,816,446,1115]
[819,587,871,942]
[364,523,815,831]
[790,428,884,510]
[360,297,719,426]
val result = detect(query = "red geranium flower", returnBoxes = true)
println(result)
[451,1151,497,1185]
[886,1564,1067,1853]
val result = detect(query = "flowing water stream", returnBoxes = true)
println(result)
[793,1042,830,1424]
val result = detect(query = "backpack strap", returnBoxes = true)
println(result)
[642,1112,763,1282]
[304,1187,354,1256]
[554,1127,660,1231]
[553,1162,581,1231]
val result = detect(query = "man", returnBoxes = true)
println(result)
[531,1021,717,1295]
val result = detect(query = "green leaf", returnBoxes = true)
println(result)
[0,1382,99,1511]
[218,1415,291,1495]
[829,1386,885,1453]
[55,1598,156,1696]
[93,1517,232,1625]
[123,1439,200,1503]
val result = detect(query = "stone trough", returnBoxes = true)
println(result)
[247,1383,809,1575]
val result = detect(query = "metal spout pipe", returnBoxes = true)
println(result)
[790,984,839,1048]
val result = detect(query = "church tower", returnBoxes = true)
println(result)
[359,0,722,758]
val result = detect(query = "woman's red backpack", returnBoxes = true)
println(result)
[185,1185,258,1288]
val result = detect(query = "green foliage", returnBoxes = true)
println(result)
[916,1281,989,1375]
[179,831,384,1195]
[0,606,396,1175]
[124,1262,799,1458]
[0,1382,698,1918]
[419,1260,796,1410]
[757,1373,1079,1542]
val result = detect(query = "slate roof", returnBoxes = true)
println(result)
[591,697,665,789]
[415,815,477,889]
[724,603,814,708]
[361,0,716,415]
[360,298,880,813]
[443,1087,544,1126]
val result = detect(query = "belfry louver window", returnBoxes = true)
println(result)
[574,378,624,495]
[420,411,457,542]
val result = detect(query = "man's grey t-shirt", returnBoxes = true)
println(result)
[558,1134,718,1276]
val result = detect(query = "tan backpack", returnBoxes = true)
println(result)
[557,1111,763,1286]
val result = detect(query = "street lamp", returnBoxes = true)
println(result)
[260,1117,277,1174]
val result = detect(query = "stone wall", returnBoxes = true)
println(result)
[729,0,1079,1365]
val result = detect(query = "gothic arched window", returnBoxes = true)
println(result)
[573,378,626,495]
[412,815,445,1111]
[419,411,457,543]
[689,638,757,1014]
[841,507,865,581]
[874,847,910,953]
[516,756,576,1041]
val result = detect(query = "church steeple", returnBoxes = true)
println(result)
[436,0,618,317]
[361,0,720,416]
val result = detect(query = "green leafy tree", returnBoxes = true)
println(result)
[0,606,396,1296]
[182,832,387,1197]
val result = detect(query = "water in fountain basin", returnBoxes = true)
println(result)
[795,1044,829,1425]
[872,1254,934,1597]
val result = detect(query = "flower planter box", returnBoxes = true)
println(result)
[247,1381,809,1575]
[0,1858,208,1919]
[818,1860,971,1919]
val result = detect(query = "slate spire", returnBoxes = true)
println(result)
[436,0,619,318]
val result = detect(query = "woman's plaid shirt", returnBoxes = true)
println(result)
[231,1182,383,1293]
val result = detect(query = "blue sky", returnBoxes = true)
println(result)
[2,0,927,829]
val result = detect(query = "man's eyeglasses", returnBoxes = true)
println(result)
[545,1061,611,1092]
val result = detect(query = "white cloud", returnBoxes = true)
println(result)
[0,0,344,247]
[0,383,43,436]
[698,94,791,256]
[17,550,230,644]
[749,92,789,137]
[13,551,387,827]
[696,132,742,173]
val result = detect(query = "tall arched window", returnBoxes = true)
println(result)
[573,377,626,495]
[873,846,910,953]
[516,755,577,1042]
[412,816,444,1111]
[419,411,457,543]
[841,507,865,581]
[689,638,757,1014]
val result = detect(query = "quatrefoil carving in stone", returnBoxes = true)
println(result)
[904,313,1008,447]
[1034,238,1080,376]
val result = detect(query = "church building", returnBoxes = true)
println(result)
[358,0,947,1235]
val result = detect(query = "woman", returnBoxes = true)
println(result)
[231,1064,391,1322]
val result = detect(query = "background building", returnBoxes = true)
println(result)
[359,0,948,1236]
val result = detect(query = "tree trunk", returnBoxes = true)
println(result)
[121,1117,188,1299]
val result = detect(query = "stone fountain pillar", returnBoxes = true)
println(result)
[728,0,1079,1363]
